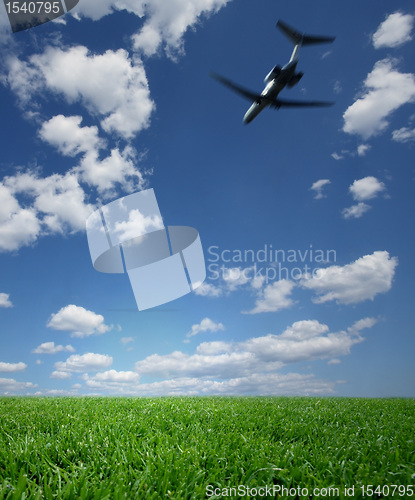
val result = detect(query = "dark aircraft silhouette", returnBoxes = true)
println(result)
[211,20,335,123]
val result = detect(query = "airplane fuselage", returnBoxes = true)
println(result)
[243,46,300,124]
[212,20,335,123]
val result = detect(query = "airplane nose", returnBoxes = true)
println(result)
[243,112,253,124]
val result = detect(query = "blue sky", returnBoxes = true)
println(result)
[0,0,414,397]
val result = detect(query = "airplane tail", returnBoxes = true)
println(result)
[277,20,335,46]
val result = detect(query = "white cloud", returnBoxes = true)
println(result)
[342,202,371,220]
[194,281,223,297]
[129,0,232,58]
[79,147,145,197]
[32,342,75,355]
[195,266,260,299]
[311,179,331,199]
[71,0,231,59]
[357,144,371,156]
[301,251,398,305]
[343,59,415,139]
[0,362,27,372]
[0,182,41,252]
[373,12,414,49]
[222,266,252,291]
[195,341,233,355]
[392,127,415,142]
[136,350,256,379]
[186,317,225,338]
[121,337,134,345]
[135,318,373,385]
[54,353,113,373]
[110,208,163,242]
[39,115,104,156]
[0,378,37,393]
[40,114,145,197]
[349,176,386,201]
[342,177,386,219]
[0,293,13,308]
[50,370,72,380]
[82,370,140,391]
[2,170,95,244]
[0,113,147,253]
[47,305,112,338]
[328,359,341,365]
[244,279,295,314]
[72,0,124,20]
[124,373,336,396]
[6,46,154,139]
[348,317,378,334]
[241,320,361,364]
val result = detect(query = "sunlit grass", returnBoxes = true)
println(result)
[0,397,414,499]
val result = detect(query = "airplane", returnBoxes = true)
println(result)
[211,20,335,124]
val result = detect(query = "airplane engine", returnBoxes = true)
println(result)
[287,72,304,87]
[264,65,282,83]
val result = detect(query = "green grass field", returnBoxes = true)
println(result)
[0,397,414,499]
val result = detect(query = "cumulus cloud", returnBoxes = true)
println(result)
[194,266,257,298]
[357,144,371,156]
[121,337,134,345]
[82,370,140,391]
[0,182,42,252]
[32,342,75,355]
[331,152,344,161]
[0,378,37,393]
[328,359,341,365]
[129,0,232,58]
[47,305,112,338]
[50,370,73,380]
[39,114,104,156]
[392,127,415,143]
[54,353,113,373]
[194,281,223,297]
[0,293,13,308]
[372,12,414,49]
[71,0,231,59]
[342,202,371,220]
[244,280,296,314]
[0,169,95,252]
[40,114,146,196]
[6,46,154,139]
[311,179,331,199]
[134,318,374,388]
[0,362,27,372]
[109,208,163,242]
[348,317,378,334]
[301,251,398,305]
[186,318,225,339]
[114,372,336,396]
[343,59,415,139]
[342,177,386,219]
[6,170,94,232]
[349,176,386,201]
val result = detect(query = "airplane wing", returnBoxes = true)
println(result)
[271,98,335,109]
[277,20,335,46]
[210,72,263,103]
